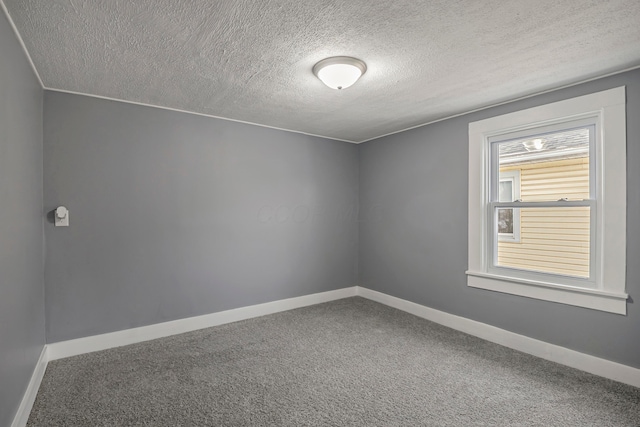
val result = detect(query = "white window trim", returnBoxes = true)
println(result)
[497,170,520,242]
[467,87,628,315]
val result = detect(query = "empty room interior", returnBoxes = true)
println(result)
[2,1,640,426]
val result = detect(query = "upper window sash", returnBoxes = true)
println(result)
[487,120,596,205]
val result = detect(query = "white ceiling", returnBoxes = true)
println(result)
[4,0,640,143]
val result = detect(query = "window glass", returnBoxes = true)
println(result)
[499,181,513,202]
[496,127,590,202]
[495,206,590,278]
[497,208,513,234]
[491,125,593,279]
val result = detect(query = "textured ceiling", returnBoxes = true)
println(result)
[4,0,640,143]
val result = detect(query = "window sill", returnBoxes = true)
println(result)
[466,270,628,315]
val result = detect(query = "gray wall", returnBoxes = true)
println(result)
[44,92,359,343]
[359,68,640,368]
[0,11,45,427]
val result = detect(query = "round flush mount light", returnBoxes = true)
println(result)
[313,56,367,90]
[523,138,545,152]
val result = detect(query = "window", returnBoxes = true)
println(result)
[467,87,627,314]
[492,122,592,279]
[497,170,520,242]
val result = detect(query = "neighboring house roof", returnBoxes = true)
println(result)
[499,128,589,166]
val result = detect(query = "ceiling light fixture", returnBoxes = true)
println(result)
[523,138,545,152]
[313,56,367,90]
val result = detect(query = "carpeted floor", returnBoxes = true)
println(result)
[28,297,640,426]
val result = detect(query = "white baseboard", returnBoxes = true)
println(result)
[47,286,357,361]
[356,286,640,389]
[11,346,48,427]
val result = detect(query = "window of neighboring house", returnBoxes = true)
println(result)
[497,170,520,242]
[467,87,628,314]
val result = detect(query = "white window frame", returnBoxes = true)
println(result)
[467,87,627,315]
[497,170,520,242]
[490,120,595,285]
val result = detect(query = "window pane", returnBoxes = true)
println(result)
[498,180,514,235]
[497,127,590,202]
[495,206,590,278]
[497,208,513,234]
[499,181,513,202]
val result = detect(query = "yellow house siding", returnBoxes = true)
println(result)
[498,157,590,277]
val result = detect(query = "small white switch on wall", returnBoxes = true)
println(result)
[55,206,69,227]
